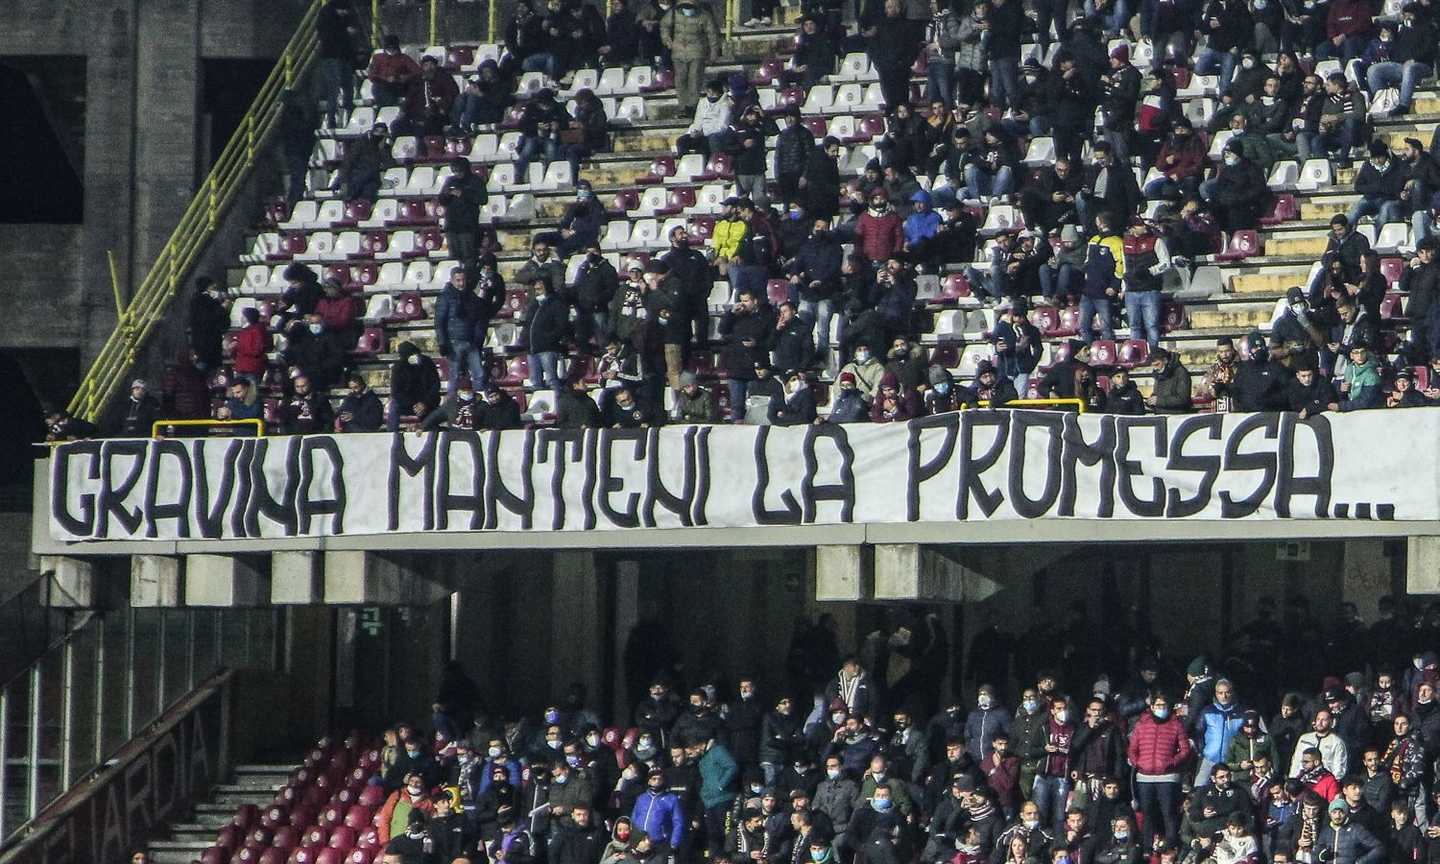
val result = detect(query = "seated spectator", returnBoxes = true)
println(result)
[673,373,720,423]
[747,362,785,411]
[515,89,570,181]
[1365,5,1436,116]
[281,374,334,435]
[396,56,458,137]
[1148,348,1194,414]
[561,91,611,182]
[1288,356,1339,418]
[769,371,819,426]
[507,1,553,78]
[336,373,384,432]
[967,360,1019,407]
[1386,367,1429,407]
[282,262,323,320]
[1106,367,1146,414]
[480,385,524,430]
[215,378,264,422]
[1200,141,1270,232]
[676,80,733,160]
[1020,158,1083,234]
[332,122,392,201]
[557,374,603,428]
[792,15,839,84]
[603,387,655,428]
[367,35,421,107]
[1338,343,1382,410]
[536,180,608,259]
[1145,118,1206,202]
[44,407,98,442]
[828,372,869,422]
[922,366,961,415]
[1349,140,1407,227]
[1315,74,1367,164]
[450,62,515,132]
[870,372,918,422]
[599,0,641,66]
[876,103,930,177]
[1318,0,1374,62]
[111,379,159,437]
[839,343,885,404]
[1038,339,1092,401]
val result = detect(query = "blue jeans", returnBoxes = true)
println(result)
[516,136,559,180]
[529,351,561,390]
[729,264,769,303]
[964,164,1015,200]
[965,262,1005,301]
[521,52,560,80]
[448,341,487,396]
[1316,33,1365,62]
[727,378,748,421]
[1144,175,1200,201]
[1348,196,1405,227]
[926,61,954,104]
[1079,294,1114,342]
[1032,775,1071,834]
[1087,0,1131,33]
[319,57,353,125]
[990,57,1020,110]
[1040,263,1078,299]
[1416,209,1435,246]
[1195,47,1236,94]
[800,298,835,353]
[1367,61,1431,109]
[1125,289,1162,349]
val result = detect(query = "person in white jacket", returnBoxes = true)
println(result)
[676,81,733,160]
[1288,710,1348,781]
[1210,813,1260,864]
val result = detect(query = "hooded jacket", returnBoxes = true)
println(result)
[903,192,942,245]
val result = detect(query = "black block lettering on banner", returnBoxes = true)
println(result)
[1115,417,1167,517]
[298,436,346,534]
[1058,414,1116,517]
[388,431,437,531]
[98,440,148,537]
[580,428,599,530]
[803,425,855,523]
[644,427,698,527]
[485,430,536,529]
[598,429,646,528]
[693,426,712,526]
[1164,414,1224,518]
[193,439,244,539]
[751,427,802,525]
[52,441,102,537]
[230,440,256,537]
[537,428,586,530]
[1008,412,1064,518]
[1220,412,1280,517]
[958,412,1008,519]
[145,439,193,538]
[906,413,959,522]
[436,430,484,530]
[244,436,302,536]
[1275,414,1334,518]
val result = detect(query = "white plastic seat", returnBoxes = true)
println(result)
[333,231,363,259]
[381,167,408,193]
[595,66,631,95]
[430,259,463,288]
[801,84,834,114]
[859,83,885,113]
[707,282,730,311]
[979,205,1022,234]
[836,52,871,81]
[1295,158,1333,191]
[310,139,340,168]
[381,230,417,260]
[360,199,398,228]
[403,260,433,286]
[391,136,420,161]
[827,115,858,140]
[629,218,661,249]
[1022,137,1056,167]
[635,186,669,216]
[667,154,706,185]
[375,105,401,127]
[468,134,499,161]
[487,163,518,191]
[1177,74,1220,97]
[267,265,290,291]
[564,68,600,98]
[315,200,346,227]
[757,88,778,111]
[1182,97,1216,128]
[625,66,654,92]
[279,201,318,230]
[362,293,394,322]
[342,106,376,136]
[230,297,259,326]
[1267,160,1299,190]
[536,161,573,191]
[841,144,877,176]
[1374,222,1411,253]
[830,84,863,114]
[616,96,647,124]
[515,71,546,97]
[696,184,729,214]
[405,166,437,196]
[601,220,633,250]
[1207,129,1236,160]
[242,266,270,294]
[506,194,538,222]
[497,131,523,160]
[376,261,406,288]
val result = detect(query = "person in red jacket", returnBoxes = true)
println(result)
[231,306,271,386]
[366,35,422,108]
[1320,0,1374,62]
[852,194,905,266]
[1144,119,1207,202]
[315,277,360,346]
[984,732,1021,819]
[1127,692,1193,850]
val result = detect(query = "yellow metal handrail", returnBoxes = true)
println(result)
[151,418,267,437]
[67,0,326,423]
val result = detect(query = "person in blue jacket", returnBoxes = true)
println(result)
[1193,678,1244,787]
[631,768,686,850]
[965,685,1011,763]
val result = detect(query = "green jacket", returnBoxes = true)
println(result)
[660,6,720,61]
[1223,732,1277,771]
[699,742,739,809]
[1010,709,1049,770]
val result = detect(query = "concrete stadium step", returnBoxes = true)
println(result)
[232,763,298,786]
[1229,265,1312,294]
[1300,195,1360,221]
[149,840,214,864]
[1187,301,1276,329]
[1260,231,1329,257]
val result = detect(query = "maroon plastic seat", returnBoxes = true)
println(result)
[355,827,381,851]
[273,826,301,850]
[305,748,326,769]
[289,847,324,864]
[202,847,230,864]
[1118,339,1150,368]
[259,849,289,864]
[232,845,266,864]
[319,801,345,829]
[289,804,317,831]
[1259,193,1298,226]
[356,785,385,808]
[217,825,245,852]
[1215,229,1260,262]
[686,215,715,244]
[635,156,675,185]
[1089,339,1117,366]
[1161,301,1186,332]
[327,827,357,850]
[291,769,315,788]
[345,849,374,864]
[316,850,346,864]
[262,806,289,831]
[302,786,329,809]
[233,804,260,831]
[347,767,369,787]
[249,827,273,847]
[752,59,784,86]
[303,824,329,847]
[332,786,360,807]
[343,805,373,831]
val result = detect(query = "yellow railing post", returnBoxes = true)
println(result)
[107,250,125,322]
[487,0,497,44]
[371,0,381,48]
[429,0,439,45]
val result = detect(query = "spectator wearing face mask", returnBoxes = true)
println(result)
[378,775,435,845]
[282,316,346,392]
[421,376,483,431]
[770,370,819,425]
[1366,8,1436,116]
[1127,693,1192,849]
[828,373,869,423]
[187,276,231,371]
[388,342,441,431]
[774,108,814,208]
[661,1,720,113]
[839,344,886,404]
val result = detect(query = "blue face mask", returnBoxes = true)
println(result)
[811,851,829,862]
[1152,707,1171,720]
[871,798,892,813]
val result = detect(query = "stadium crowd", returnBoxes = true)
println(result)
[45,0,1440,441]
[364,601,1440,864]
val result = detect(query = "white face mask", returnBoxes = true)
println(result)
[407,354,421,366]
[1224,154,1239,166]
[855,351,871,364]
[978,695,993,709]
[308,323,323,335]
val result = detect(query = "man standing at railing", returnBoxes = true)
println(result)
[108,379,159,438]
[316,0,361,129]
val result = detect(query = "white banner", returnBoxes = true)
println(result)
[47,410,1434,542]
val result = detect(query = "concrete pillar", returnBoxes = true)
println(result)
[874,544,969,602]
[1407,537,1440,594]
[551,551,603,705]
[613,560,640,721]
[1342,539,1391,618]
[39,556,97,607]
[185,554,266,606]
[131,554,182,607]
[324,551,450,605]
[816,545,869,601]
[272,551,325,604]
[131,0,200,275]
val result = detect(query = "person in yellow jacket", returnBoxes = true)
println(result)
[1079,210,1124,343]
[710,196,749,292]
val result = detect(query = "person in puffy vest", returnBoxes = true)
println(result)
[1121,220,1172,350]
